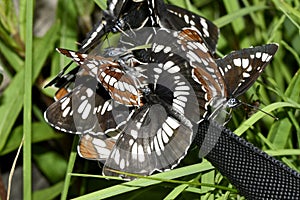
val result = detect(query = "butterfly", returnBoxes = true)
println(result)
[174,28,278,122]
[82,0,219,53]
[145,0,219,53]
[55,48,147,107]
[147,27,278,157]
[45,0,219,89]
[45,46,201,178]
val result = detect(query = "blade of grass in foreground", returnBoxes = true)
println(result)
[23,0,34,199]
[61,137,79,200]
[213,5,267,28]
[234,101,300,136]
[71,161,223,200]
[0,23,59,153]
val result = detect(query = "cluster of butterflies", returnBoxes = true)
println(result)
[44,0,278,179]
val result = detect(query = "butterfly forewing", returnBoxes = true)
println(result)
[216,44,279,98]
[81,0,149,52]
[150,43,209,121]
[56,48,145,107]
[176,28,225,102]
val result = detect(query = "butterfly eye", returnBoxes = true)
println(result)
[227,98,240,108]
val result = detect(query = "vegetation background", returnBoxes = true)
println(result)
[0,0,299,199]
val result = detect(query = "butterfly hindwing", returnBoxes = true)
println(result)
[146,0,219,53]
[44,75,120,135]
[78,133,117,162]
[103,104,193,178]
[102,55,202,178]
[166,4,219,54]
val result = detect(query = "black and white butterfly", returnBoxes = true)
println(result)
[145,0,219,53]
[100,57,201,178]
[44,75,129,162]
[174,28,278,122]
[138,27,278,123]
[82,0,219,54]
[45,0,219,89]
[45,47,201,178]
[146,27,278,157]
[55,48,147,107]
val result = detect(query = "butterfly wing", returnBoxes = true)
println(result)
[216,44,278,98]
[175,28,226,102]
[145,0,219,54]
[44,75,116,134]
[166,4,219,54]
[150,44,208,122]
[78,134,116,162]
[103,104,193,178]
[56,48,146,107]
[102,56,201,178]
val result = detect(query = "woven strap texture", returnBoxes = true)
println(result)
[194,120,300,199]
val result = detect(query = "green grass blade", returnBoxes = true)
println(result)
[214,5,267,28]
[265,149,300,156]
[93,0,107,10]
[163,184,188,200]
[33,181,64,200]
[0,71,24,151]
[268,118,292,148]
[0,122,61,156]
[23,0,34,198]
[223,0,245,35]
[72,162,216,200]
[61,137,79,200]
[200,170,215,199]
[0,22,59,152]
[33,146,68,183]
[0,39,23,72]
[234,102,300,136]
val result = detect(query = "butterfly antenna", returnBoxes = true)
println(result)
[240,101,279,120]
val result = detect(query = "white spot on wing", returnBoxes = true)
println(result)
[61,97,70,110]
[138,145,145,162]
[132,142,138,160]
[62,106,71,118]
[153,137,161,156]
[101,101,110,115]
[86,88,93,97]
[243,72,250,78]
[266,55,273,62]
[242,58,249,68]
[256,52,262,58]
[78,99,88,114]
[81,103,91,120]
[233,58,242,67]
[261,53,268,62]
[113,149,120,164]
[120,158,125,169]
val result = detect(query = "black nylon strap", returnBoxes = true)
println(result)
[195,120,300,199]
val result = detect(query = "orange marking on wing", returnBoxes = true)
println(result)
[54,87,69,101]
[79,136,99,160]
